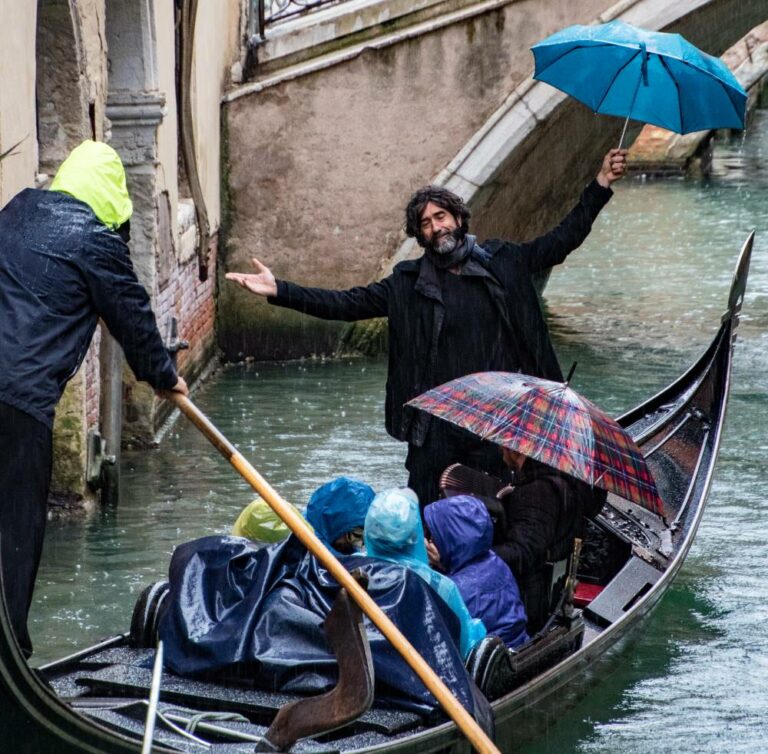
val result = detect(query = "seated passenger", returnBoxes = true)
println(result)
[232,496,297,544]
[364,488,486,659]
[492,448,606,633]
[305,476,375,555]
[423,495,529,648]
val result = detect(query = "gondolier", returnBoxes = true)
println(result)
[0,140,187,657]
[227,149,626,505]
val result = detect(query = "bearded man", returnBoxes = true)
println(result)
[227,149,626,505]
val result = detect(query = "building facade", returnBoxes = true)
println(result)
[0,0,245,502]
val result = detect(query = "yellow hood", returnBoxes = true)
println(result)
[50,140,133,229]
[232,497,311,544]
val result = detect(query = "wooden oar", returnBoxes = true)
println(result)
[168,393,500,754]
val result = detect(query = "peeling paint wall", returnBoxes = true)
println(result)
[0,0,37,201]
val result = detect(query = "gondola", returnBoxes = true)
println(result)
[0,233,753,754]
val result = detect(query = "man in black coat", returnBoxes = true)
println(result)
[227,149,626,505]
[0,140,187,656]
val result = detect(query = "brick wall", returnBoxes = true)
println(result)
[161,238,218,383]
[82,237,218,437]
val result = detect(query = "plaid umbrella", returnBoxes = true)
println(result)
[407,371,663,515]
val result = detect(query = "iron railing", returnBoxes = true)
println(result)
[250,0,347,38]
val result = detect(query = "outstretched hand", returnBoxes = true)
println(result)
[225,258,278,298]
[596,148,628,188]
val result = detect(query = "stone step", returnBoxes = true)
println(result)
[627,21,768,177]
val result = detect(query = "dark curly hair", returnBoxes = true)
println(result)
[404,185,471,247]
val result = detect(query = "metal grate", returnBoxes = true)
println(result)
[250,0,348,38]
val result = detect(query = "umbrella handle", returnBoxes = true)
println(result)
[166,393,501,754]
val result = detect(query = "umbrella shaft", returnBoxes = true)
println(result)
[618,72,643,150]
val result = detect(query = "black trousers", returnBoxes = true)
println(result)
[405,421,505,511]
[0,401,52,657]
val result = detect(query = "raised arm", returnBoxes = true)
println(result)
[518,148,627,273]
[492,481,562,579]
[227,258,390,322]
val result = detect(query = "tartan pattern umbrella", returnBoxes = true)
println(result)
[408,372,663,515]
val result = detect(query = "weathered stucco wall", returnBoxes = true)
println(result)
[110,0,243,442]
[220,0,768,360]
[193,0,244,233]
[0,0,37,203]
[221,0,609,359]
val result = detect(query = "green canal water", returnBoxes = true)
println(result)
[31,110,768,752]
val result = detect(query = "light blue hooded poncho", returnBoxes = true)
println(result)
[364,489,486,659]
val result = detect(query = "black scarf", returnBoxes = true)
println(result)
[423,231,473,270]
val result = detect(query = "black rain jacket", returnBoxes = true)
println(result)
[270,180,612,443]
[0,189,177,428]
[492,459,607,631]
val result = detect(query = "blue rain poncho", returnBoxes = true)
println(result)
[424,495,529,648]
[304,476,374,555]
[364,489,486,658]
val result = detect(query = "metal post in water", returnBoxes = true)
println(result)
[99,331,123,506]
[141,640,165,754]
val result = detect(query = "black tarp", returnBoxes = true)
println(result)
[159,535,492,726]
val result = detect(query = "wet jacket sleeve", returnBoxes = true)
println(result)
[268,277,390,321]
[508,180,613,273]
[80,227,178,390]
[492,479,564,579]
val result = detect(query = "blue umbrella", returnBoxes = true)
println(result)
[531,20,747,147]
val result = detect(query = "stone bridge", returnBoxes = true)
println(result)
[219,0,767,360]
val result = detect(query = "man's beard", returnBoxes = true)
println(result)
[429,226,465,255]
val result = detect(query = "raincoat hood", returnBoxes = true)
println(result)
[232,497,306,544]
[424,495,493,573]
[50,140,133,229]
[364,489,427,565]
[305,477,375,554]
[365,488,487,658]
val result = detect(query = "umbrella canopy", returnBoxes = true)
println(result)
[407,371,663,515]
[531,20,747,137]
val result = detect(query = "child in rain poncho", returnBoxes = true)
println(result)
[424,495,529,648]
[305,476,375,555]
[232,496,299,544]
[364,488,486,659]
[232,477,373,552]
